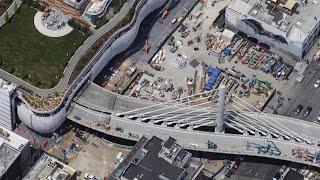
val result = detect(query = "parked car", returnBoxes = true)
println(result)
[294,105,303,115]
[314,78,320,88]
[303,106,312,117]
[178,24,187,32]
[171,17,177,24]
[170,46,178,53]
[313,120,320,126]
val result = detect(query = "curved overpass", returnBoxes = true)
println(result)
[67,83,320,168]
[16,0,168,134]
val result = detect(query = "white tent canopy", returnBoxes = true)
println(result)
[221,29,235,42]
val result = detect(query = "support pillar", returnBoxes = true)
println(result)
[216,85,226,133]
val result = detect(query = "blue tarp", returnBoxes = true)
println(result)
[223,47,232,56]
[205,67,221,91]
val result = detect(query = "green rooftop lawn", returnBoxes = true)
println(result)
[0,4,89,89]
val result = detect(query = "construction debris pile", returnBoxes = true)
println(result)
[234,41,293,80]
[46,128,89,162]
[202,29,293,81]
[199,63,275,110]
[150,49,166,71]
[103,59,140,95]
[205,32,231,56]
[129,74,178,102]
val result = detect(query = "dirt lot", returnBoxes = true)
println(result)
[69,135,131,179]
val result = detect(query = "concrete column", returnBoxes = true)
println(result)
[216,85,226,133]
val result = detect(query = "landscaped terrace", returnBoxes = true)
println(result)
[0,4,89,89]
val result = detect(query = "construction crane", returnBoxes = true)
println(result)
[162,9,168,20]
[246,140,281,156]
[159,9,168,24]
[208,140,217,149]
[143,39,150,54]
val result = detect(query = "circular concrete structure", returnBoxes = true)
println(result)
[34,11,73,38]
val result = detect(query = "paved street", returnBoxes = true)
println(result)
[129,0,198,64]
[281,59,320,122]
[264,38,320,123]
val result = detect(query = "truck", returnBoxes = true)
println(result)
[204,67,221,91]
[74,115,81,121]
[194,10,202,19]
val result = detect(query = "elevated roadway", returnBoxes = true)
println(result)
[68,82,320,168]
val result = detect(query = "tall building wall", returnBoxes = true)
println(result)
[0,79,16,131]
[225,2,320,59]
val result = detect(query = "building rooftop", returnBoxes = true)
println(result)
[0,142,20,176]
[85,0,110,15]
[283,170,304,180]
[0,126,29,177]
[228,0,320,43]
[23,154,76,180]
[110,136,204,180]
[0,126,29,151]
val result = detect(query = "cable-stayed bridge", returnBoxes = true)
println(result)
[68,82,320,168]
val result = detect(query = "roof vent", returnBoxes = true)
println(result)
[251,9,258,15]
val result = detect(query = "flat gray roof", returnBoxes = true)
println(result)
[0,126,28,177]
[24,154,76,180]
[228,0,320,43]
[0,142,20,177]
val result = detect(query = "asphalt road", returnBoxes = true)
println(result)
[281,60,320,122]
[95,0,198,83]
